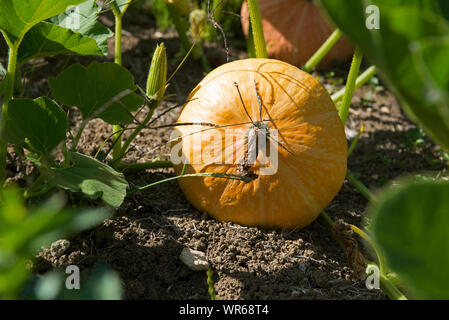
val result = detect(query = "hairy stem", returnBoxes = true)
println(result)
[347,125,365,157]
[166,3,196,56]
[339,46,363,125]
[246,19,256,58]
[116,160,173,173]
[247,0,267,58]
[346,170,377,203]
[332,66,377,104]
[303,29,342,72]
[111,1,124,161]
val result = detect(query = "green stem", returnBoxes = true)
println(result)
[380,274,408,300]
[246,19,256,58]
[0,45,19,185]
[165,3,209,70]
[118,105,155,163]
[346,170,377,203]
[247,0,267,59]
[350,225,387,275]
[116,160,173,173]
[318,212,407,300]
[303,29,342,72]
[339,46,363,125]
[199,46,212,73]
[166,3,195,56]
[128,172,252,194]
[111,2,123,66]
[23,174,46,199]
[318,211,344,248]
[347,125,365,157]
[207,268,217,300]
[111,1,124,161]
[332,65,377,104]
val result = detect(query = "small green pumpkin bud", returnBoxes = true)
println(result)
[189,9,208,39]
[146,43,167,102]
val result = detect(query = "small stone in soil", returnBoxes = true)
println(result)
[180,247,210,271]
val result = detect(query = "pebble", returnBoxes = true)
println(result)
[180,247,210,271]
[50,239,70,258]
[380,106,390,114]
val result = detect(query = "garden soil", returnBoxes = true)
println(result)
[1,10,446,300]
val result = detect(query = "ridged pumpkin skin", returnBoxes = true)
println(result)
[172,59,347,229]
[241,0,354,67]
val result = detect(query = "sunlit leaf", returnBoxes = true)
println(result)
[49,62,144,125]
[18,0,113,63]
[49,152,128,208]
[18,22,103,63]
[0,0,86,45]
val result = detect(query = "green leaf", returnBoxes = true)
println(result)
[18,1,113,63]
[319,0,449,151]
[0,97,68,155]
[49,152,128,208]
[48,0,112,55]
[370,181,449,299]
[0,0,87,46]
[49,62,144,125]
[18,22,104,63]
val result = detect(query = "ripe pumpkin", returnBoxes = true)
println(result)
[241,0,354,67]
[172,59,347,229]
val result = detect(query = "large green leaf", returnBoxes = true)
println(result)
[0,0,87,46]
[18,0,113,63]
[48,0,112,55]
[370,181,449,299]
[18,22,104,63]
[49,152,128,208]
[0,97,68,155]
[319,0,449,151]
[49,62,144,125]
[49,0,112,52]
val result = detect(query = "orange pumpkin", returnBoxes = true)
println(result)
[172,59,347,229]
[241,0,354,67]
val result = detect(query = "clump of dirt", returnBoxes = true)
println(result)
[2,9,446,300]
